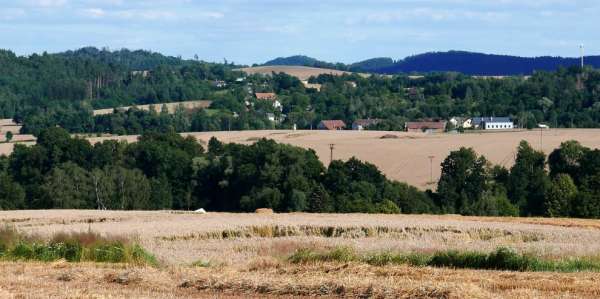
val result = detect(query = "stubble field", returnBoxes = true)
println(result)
[2,210,600,298]
[89,129,600,189]
[3,129,600,189]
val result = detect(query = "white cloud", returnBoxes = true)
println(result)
[26,0,68,7]
[81,8,105,18]
[0,8,26,20]
[78,8,224,21]
[358,8,509,24]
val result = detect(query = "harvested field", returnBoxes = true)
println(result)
[89,129,600,189]
[2,210,600,298]
[236,65,363,81]
[4,129,600,189]
[93,100,212,116]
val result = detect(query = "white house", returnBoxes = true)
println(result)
[472,117,513,130]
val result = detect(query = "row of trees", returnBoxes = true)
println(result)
[0,127,431,213]
[436,140,600,218]
[3,127,600,219]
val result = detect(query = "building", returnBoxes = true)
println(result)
[255,92,277,100]
[301,80,322,91]
[212,80,227,88]
[318,120,346,130]
[352,119,381,130]
[255,92,282,110]
[471,117,513,130]
[405,121,447,133]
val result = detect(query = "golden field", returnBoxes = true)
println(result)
[90,129,600,189]
[3,129,600,189]
[236,65,360,81]
[92,100,213,116]
[2,210,600,298]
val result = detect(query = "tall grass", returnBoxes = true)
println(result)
[0,226,157,266]
[289,246,600,272]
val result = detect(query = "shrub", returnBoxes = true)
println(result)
[0,227,157,266]
[289,247,600,273]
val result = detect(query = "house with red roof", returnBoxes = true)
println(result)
[405,120,447,133]
[317,120,346,130]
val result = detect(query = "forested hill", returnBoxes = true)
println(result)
[379,51,600,76]
[262,55,346,71]
[263,51,600,75]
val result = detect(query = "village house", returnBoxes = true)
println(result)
[255,92,282,110]
[405,120,447,133]
[471,117,513,130]
[352,119,381,130]
[301,80,322,91]
[212,80,227,88]
[318,120,346,130]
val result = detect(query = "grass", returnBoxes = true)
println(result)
[289,246,600,272]
[0,226,157,266]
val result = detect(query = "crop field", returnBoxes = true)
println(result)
[2,129,600,189]
[4,129,600,188]
[88,129,600,189]
[236,65,360,80]
[92,100,213,116]
[2,210,600,298]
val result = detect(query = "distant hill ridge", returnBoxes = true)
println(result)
[263,51,600,76]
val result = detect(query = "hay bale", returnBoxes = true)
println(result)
[255,208,274,214]
[380,134,399,139]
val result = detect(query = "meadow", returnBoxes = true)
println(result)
[2,210,600,298]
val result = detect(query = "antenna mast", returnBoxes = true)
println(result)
[580,44,585,68]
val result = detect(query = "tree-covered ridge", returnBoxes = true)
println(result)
[0,47,242,120]
[265,51,600,75]
[3,47,600,135]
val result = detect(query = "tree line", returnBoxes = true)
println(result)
[0,127,431,213]
[3,127,600,219]
[435,140,600,218]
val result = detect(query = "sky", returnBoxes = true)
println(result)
[0,0,598,65]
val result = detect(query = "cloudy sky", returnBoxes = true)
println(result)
[0,0,597,64]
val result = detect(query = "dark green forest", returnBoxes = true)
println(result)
[2,47,600,136]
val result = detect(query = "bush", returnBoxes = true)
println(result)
[289,246,600,273]
[0,227,157,266]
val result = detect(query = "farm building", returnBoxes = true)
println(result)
[405,121,447,133]
[472,117,513,130]
[352,119,381,130]
[318,120,346,130]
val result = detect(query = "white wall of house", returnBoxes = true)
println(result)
[484,122,513,130]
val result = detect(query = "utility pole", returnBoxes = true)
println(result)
[540,127,543,151]
[428,155,435,184]
[329,144,335,164]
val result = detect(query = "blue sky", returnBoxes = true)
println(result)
[0,0,598,64]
